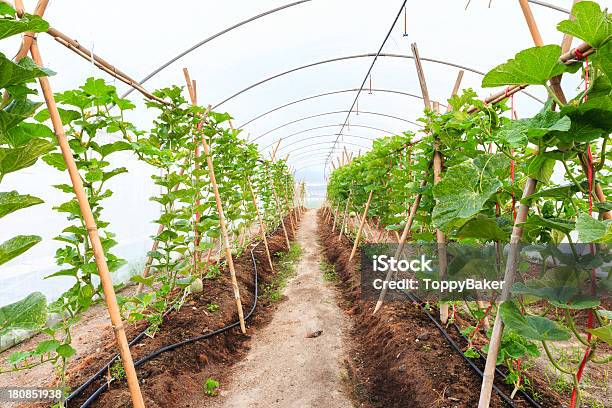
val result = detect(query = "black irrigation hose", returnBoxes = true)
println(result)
[70,240,263,408]
[334,224,541,408]
[399,291,542,408]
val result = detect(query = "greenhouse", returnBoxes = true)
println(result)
[0,0,610,407]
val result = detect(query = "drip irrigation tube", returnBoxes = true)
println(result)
[401,291,542,408]
[68,240,264,407]
[336,225,542,408]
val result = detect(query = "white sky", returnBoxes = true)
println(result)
[0,0,608,305]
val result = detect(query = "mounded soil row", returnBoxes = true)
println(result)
[316,209,564,408]
[60,212,300,408]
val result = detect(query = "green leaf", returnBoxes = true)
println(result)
[34,339,60,355]
[0,138,55,176]
[0,235,41,265]
[499,301,570,341]
[0,292,47,335]
[0,191,43,218]
[42,152,67,171]
[98,141,131,157]
[130,275,155,287]
[432,161,501,230]
[456,214,510,242]
[576,213,612,243]
[56,343,76,359]
[0,54,52,89]
[557,1,612,48]
[587,324,612,345]
[3,123,54,147]
[526,155,555,184]
[0,14,48,41]
[482,45,568,87]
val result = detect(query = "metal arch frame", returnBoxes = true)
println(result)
[238,88,445,129]
[121,0,313,98]
[119,0,567,100]
[258,124,395,151]
[252,110,419,142]
[275,133,377,154]
[282,141,370,160]
[214,53,545,109]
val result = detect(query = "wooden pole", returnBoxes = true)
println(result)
[181,71,246,333]
[479,3,564,406]
[373,178,427,314]
[268,164,291,249]
[43,27,167,104]
[331,202,340,232]
[349,190,373,261]
[29,39,145,408]
[338,188,352,241]
[200,124,247,334]
[183,69,202,276]
[247,177,274,272]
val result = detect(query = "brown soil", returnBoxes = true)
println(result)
[42,212,299,408]
[316,209,566,408]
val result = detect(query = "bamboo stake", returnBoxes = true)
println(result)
[183,69,202,276]
[200,123,247,334]
[338,188,352,241]
[29,39,145,408]
[182,71,246,333]
[13,0,48,60]
[247,177,274,272]
[373,178,427,314]
[268,164,291,249]
[479,3,563,406]
[331,203,340,232]
[270,139,282,162]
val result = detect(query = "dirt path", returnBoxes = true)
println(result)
[208,209,353,408]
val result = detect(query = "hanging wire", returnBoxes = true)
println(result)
[324,0,409,174]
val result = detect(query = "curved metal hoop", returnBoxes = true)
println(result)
[253,110,419,142]
[238,88,446,129]
[121,0,312,98]
[121,0,566,100]
[275,133,376,154]
[214,53,544,109]
[258,124,396,151]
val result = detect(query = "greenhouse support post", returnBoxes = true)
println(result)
[247,176,275,273]
[373,177,427,314]
[338,187,353,241]
[28,39,146,408]
[183,69,202,269]
[412,43,452,324]
[349,190,373,262]
[182,69,246,333]
[478,1,569,406]
[199,121,247,334]
[267,163,291,250]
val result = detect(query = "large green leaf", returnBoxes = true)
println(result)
[576,213,612,243]
[3,122,54,147]
[0,54,52,90]
[499,301,570,341]
[456,214,510,242]
[432,161,501,230]
[0,14,48,41]
[587,324,612,345]
[0,235,41,265]
[557,1,611,48]
[0,191,43,218]
[482,45,568,87]
[560,95,612,134]
[526,155,556,184]
[0,292,47,335]
[0,138,54,176]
